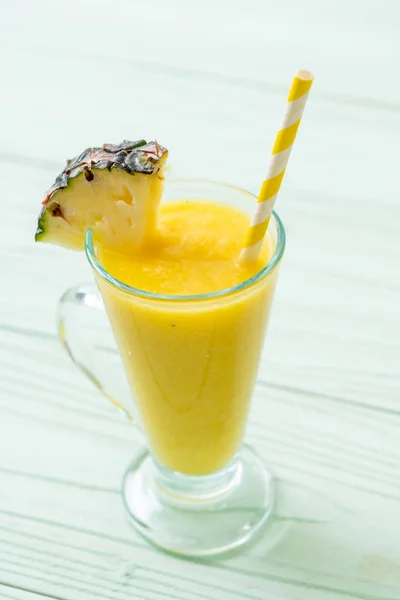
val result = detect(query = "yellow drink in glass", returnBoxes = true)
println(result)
[96,200,277,475]
[76,180,285,556]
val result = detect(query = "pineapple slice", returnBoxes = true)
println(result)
[36,140,168,252]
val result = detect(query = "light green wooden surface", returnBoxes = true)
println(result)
[1,0,400,598]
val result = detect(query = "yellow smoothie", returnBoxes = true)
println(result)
[96,201,279,475]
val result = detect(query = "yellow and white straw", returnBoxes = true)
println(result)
[240,69,314,262]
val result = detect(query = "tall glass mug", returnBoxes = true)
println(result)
[59,180,285,557]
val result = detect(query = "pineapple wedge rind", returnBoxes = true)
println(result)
[35,140,168,252]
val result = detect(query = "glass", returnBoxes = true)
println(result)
[58,180,285,557]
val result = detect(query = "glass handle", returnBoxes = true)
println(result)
[57,283,134,421]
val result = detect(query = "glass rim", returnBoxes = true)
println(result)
[85,179,286,302]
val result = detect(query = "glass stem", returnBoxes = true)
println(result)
[155,455,242,504]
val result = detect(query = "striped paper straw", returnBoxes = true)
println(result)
[240,69,314,262]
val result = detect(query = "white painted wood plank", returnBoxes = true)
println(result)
[2,0,399,104]
[2,47,400,200]
[0,465,398,600]
[0,587,55,600]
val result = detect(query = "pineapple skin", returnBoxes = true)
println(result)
[35,140,168,250]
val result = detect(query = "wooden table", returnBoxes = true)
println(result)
[1,1,399,598]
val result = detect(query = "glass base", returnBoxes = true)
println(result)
[122,444,275,557]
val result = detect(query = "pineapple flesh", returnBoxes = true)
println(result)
[36,140,168,252]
